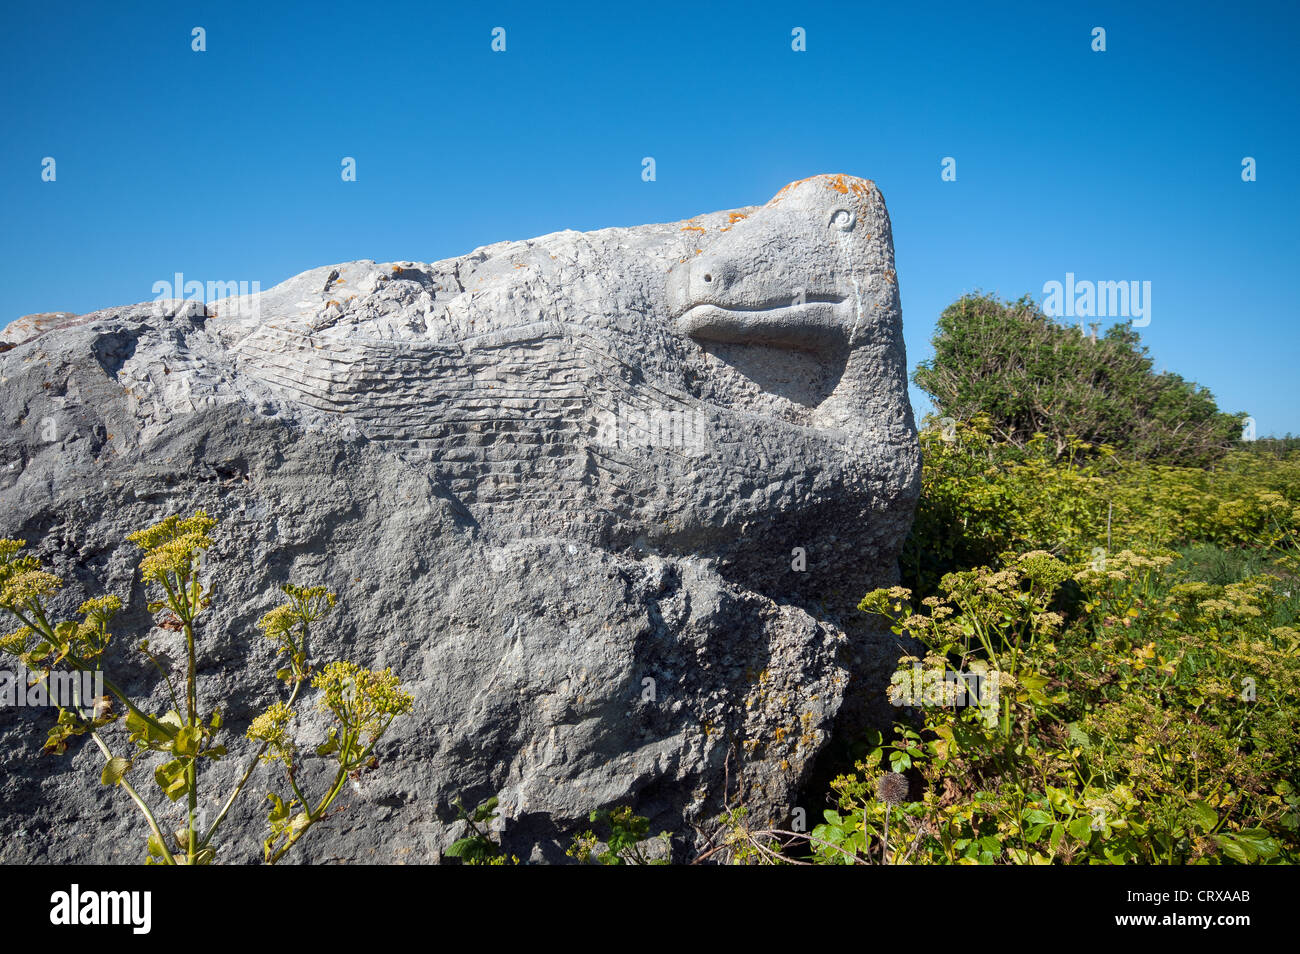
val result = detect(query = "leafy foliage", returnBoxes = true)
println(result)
[568,806,671,865]
[912,293,1244,465]
[811,419,1300,865]
[903,415,1300,597]
[446,796,517,865]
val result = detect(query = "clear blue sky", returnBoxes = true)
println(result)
[3,1,1296,434]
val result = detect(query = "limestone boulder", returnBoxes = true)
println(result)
[0,174,918,863]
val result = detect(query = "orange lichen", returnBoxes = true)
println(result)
[720,211,749,232]
[769,173,876,206]
[680,225,705,233]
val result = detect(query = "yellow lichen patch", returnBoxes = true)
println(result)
[680,225,706,233]
[513,264,526,269]
[695,248,702,255]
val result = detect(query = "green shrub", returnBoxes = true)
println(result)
[912,293,1244,466]
[729,424,1299,865]
[833,546,1299,864]
[808,421,1300,866]
[903,416,1300,598]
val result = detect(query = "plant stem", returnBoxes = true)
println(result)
[76,681,175,866]
[201,678,303,850]
[881,804,891,865]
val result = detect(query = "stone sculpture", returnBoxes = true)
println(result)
[0,174,918,862]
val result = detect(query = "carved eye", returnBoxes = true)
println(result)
[703,273,712,283]
[829,208,856,232]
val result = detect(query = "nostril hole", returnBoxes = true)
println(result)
[703,273,712,283]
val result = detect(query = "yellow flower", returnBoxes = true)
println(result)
[313,661,414,738]
[247,701,296,766]
[0,570,63,610]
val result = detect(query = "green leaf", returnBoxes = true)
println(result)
[159,710,183,732]
[101,756,131,786]
[1214,833,1254,864]
[153,758,189,801]
[1188,800,1218,833]
[473,797,499,823]
[1068,816,1093,841]
[173,725,202,758]
[43,723,73,755]
[1222,828,1279,861]
[126,707,180,749]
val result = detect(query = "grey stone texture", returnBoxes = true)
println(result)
[0,174,919,863]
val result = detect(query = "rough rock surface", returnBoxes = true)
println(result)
[0,174,919,863]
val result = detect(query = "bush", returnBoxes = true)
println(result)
[713,422,1299,865]
[903,416,1300,598]
[835,545,1299,864]
[912,293,1244,466]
